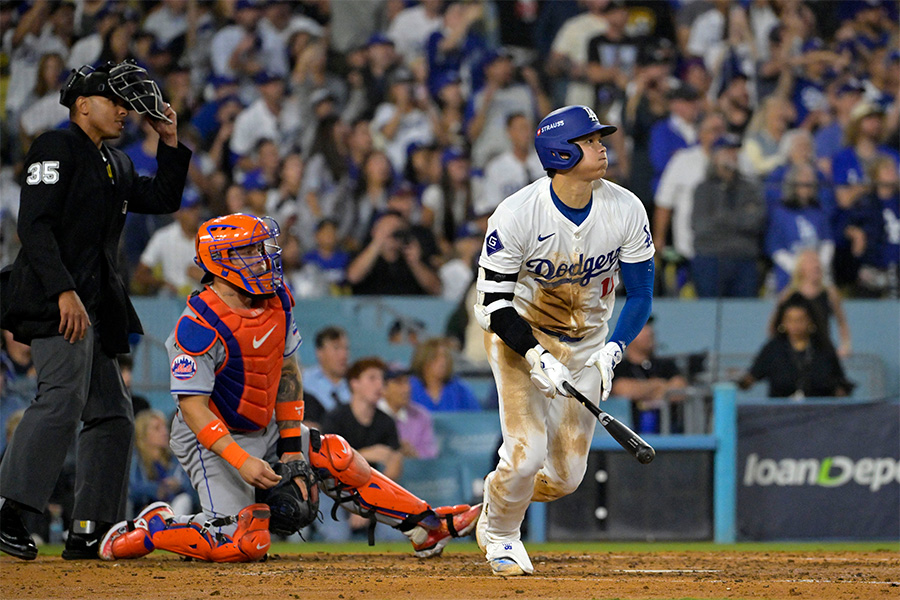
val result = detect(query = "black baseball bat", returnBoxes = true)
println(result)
[562,381,656,464]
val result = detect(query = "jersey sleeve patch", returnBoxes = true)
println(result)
[171,354,198,381]
[174,315,218,355]
[485,229,505,256]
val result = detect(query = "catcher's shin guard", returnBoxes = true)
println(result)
[309,434,431,527]
[100,523,154,560]
[150,504,271,563]
[99,502,175,561]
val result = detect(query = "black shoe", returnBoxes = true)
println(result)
[0,501,38,560]
[61,531,103,560]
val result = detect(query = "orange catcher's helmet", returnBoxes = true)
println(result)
[195,213,283,295]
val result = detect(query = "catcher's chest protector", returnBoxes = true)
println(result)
[180,287,290,430]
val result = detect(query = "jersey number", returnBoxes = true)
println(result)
[25,161,60,185]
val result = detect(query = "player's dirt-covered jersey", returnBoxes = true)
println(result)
[478,176,653,340]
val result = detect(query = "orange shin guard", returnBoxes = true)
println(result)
[150,504,271,563]
[309,434,430,523]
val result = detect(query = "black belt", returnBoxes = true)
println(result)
[538,327,584,343]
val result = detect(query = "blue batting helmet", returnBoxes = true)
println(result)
[534,105,617,171]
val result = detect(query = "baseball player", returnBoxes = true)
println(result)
[99,213,480,562]
[0,61,188,561]
[473,105,654,576]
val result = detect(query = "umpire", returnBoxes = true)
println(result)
[0,62,191,560]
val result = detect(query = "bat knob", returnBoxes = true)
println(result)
[636,447,656,464]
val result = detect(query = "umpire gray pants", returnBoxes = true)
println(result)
[0,327,134,523]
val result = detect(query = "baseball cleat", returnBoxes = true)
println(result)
[412,503,482,558]
[475,473,493,554]
[135,502,175,530]
[485,540,534,577]
[99,502,174,561]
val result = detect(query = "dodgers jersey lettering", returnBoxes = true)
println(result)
[479,177,653,339]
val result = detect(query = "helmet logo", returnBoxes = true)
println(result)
[537,119,564,136]
[583,106,599,123]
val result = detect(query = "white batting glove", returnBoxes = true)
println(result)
[525,345,573,399]
[584,341,624,402]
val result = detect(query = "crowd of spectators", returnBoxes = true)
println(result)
[1,0,897,301]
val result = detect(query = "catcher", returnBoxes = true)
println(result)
[100,213,480,562]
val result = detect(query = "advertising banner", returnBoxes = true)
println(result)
[738,402,900,540]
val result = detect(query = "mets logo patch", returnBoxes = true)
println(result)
[485,229,504,256]
[171,354,197,380]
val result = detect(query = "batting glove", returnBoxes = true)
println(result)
[584,341,624,402]
[525,345,573,399]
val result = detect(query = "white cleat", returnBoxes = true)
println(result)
[475,473,492,554]
[476,474,534,576]
[485,540,534,577]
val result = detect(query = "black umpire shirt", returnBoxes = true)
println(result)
[1,122,191,355]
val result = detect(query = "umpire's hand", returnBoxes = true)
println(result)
[58,290,90,343]
[148,103,179,147]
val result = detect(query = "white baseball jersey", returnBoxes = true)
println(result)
[478,176,654,341]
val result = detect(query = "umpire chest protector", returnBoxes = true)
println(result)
[176,286,292,431]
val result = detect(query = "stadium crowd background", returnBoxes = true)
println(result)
[0,0,897,303]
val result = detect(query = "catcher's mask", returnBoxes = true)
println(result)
[108,60,172,123]
[195,213,283,296]
[61,60,171,123]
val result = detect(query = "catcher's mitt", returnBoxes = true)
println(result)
[267,459,319,536]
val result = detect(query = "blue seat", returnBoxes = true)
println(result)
[431,411,501,500]
[399,457,467,508]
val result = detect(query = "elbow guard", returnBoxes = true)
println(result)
[474,266,517,332]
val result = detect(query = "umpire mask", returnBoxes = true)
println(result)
[107,60,172,123]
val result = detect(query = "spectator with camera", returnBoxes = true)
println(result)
[346,185,442,296]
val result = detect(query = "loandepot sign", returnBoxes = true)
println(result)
[743,453,900,492]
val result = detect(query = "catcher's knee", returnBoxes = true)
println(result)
[308,433,372,487]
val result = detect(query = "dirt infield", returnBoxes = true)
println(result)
[2,547,898,600]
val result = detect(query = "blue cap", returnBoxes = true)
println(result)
[384,361,411,380]
[236,0,262,10]
[253,71,282,85]
[434,71,462,91]
[209,74,238,88]
[482,47,513,71]
[240,169,269,191]
[801,37,825,53]
[367,33,394,47]
[837,78,865,95]
[713,133,742,149]
[441,146,466,166]
[389,181,417,198]
[180,187,202,209]
[455,221,484,239]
